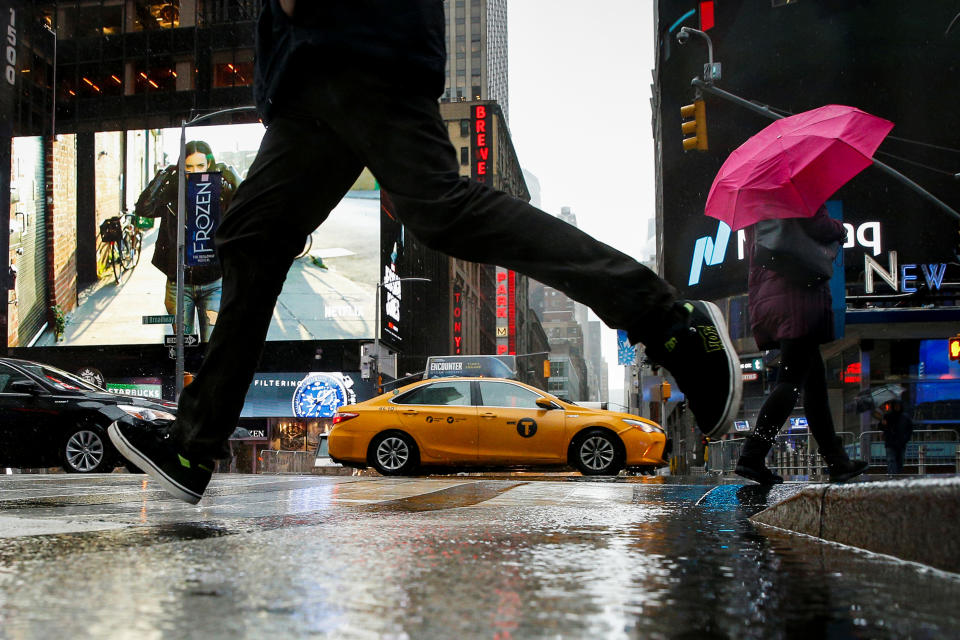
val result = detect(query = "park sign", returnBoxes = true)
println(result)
[186,171,222,267]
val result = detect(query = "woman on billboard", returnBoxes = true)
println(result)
[135,141,240,342]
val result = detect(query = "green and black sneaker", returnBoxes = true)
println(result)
[644,300,742,438]
[108,419,213,504]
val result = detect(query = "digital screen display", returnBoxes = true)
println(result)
[8,124,380,348]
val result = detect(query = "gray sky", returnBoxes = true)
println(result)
[507,0,656,405]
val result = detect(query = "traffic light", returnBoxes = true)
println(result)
[543,359,551,379]
[680,99,708,151]
[949,335,960,361]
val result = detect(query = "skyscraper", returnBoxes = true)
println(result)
[442,0,509,118]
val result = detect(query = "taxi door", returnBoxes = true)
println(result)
[392,380,478,463]
[476,381,566,464]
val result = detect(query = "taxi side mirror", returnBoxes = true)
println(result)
[536,397,558,410]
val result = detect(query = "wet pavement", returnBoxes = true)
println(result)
[1,474,958,639]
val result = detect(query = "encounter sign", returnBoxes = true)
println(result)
[186,172,222,267]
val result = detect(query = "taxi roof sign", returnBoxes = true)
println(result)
[425,355,518,380]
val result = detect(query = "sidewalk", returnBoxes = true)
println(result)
[751,476,960,573]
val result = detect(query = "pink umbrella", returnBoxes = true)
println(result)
[704,104,894,231]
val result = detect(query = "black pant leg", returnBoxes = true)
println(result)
[802,348,841,453]
[753,338,815,443]
[312,74,677,343]
[172,115,364,456]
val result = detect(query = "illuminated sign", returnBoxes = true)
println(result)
[185,172,221,267]
[471,104,491,183]
[843,362,862,384]
[685,202,954,298]
[495,267,515,355]
[241,372,362,418]
[453,279,463,354]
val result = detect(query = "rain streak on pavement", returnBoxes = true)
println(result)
[0,475,958,639]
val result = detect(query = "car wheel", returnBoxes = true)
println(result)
[572,429,624,476]
[62,427,113,473]
[369,431,419,476]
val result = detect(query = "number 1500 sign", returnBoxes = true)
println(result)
[5,9,16,86]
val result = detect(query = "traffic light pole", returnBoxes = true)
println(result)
[690,77,960,223]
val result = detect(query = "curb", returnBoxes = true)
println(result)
[750,477,960,573]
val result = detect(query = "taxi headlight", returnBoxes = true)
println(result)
[623,418,664,434]
[117,404,176,422]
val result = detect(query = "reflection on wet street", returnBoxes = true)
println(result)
[0,475,958,639]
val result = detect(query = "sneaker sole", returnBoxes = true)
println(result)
[698,301,743,438]
[108,422,203,505]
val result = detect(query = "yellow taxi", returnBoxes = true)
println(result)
[328,377,668,476]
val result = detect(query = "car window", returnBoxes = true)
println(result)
[17,363,100,392]
[0,363,32,393]
[395,381,472,406]
[479,382,543,409]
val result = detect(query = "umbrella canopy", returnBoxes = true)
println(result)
[705,105,894,231]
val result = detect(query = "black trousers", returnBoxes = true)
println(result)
[753,337,839,451]
[173,70,676,457]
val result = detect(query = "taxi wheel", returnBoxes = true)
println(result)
[369,431,420,476]
[572,429,624,476]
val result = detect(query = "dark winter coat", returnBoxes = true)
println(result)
[880,409,914,449]
[254,0,447,123]
[135,165,238,285]
[746,207,846,349]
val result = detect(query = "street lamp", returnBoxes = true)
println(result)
[677,26,721,83]
[373,276,431,392]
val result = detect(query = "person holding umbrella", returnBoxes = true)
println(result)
[703,105,892,484]
[735,204,867,483]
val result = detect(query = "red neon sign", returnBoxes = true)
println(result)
[471,104,491,183]
[843,362,861,384]
[453,283,463,355]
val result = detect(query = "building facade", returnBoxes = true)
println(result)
[441,0,509,118]
[653,1,960,465]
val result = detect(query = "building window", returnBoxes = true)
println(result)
[131,1,182,30]
[460,146,469,165]
[132,58,178,93]
[459,119,470,137]
[213,51,255,88]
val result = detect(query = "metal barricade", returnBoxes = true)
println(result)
[701,429,957,479]
[859,429,959,471]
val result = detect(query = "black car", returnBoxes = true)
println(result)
[0,358,176,473]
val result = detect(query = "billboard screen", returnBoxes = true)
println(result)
[8,123,380,348]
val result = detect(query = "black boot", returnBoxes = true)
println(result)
[735,436,783,485]
[821,436,868,483]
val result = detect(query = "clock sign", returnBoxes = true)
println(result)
[291,372,356,418]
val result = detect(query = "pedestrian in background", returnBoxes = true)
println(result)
[110,0,742,504]
[879,399,914,474]
[735,205,868,484]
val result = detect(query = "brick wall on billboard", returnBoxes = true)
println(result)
[94,132,123,232]
[48,134,78,314]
